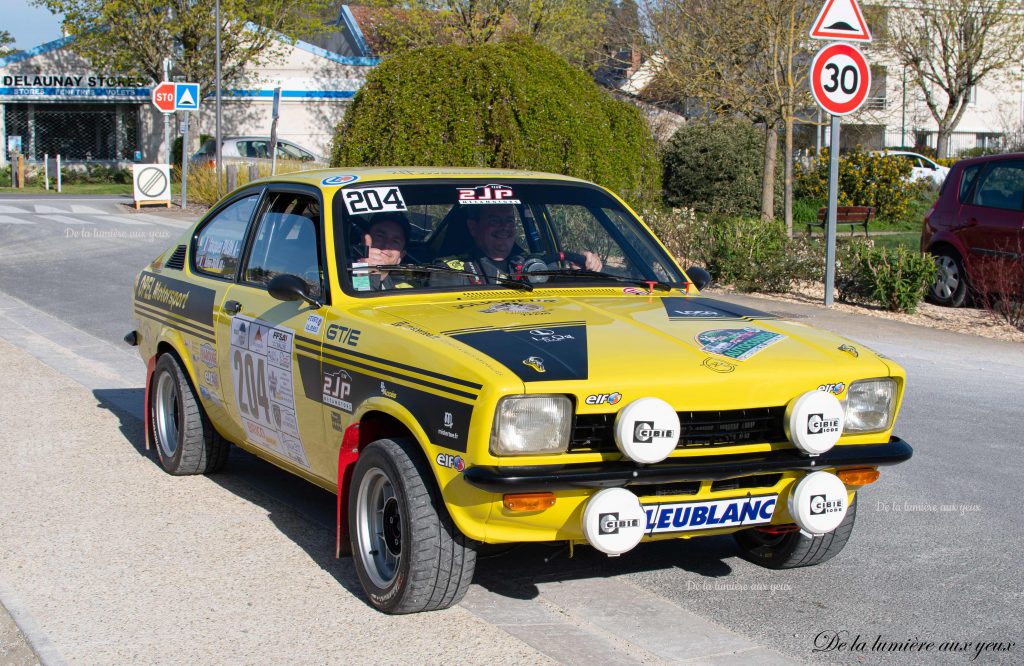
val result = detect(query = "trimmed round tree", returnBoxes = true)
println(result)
[331,38,661,207]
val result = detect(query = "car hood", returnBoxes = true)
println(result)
[373,293,893,409]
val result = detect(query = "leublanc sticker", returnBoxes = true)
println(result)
[645,495,778,534]
[230,315,310,469]
[696,327,784,361]
[321,174,359,186]
[456,184,520,204]
[343,186,407,215]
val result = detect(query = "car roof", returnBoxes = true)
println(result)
[952,152,1024,167]
[247,167,595,188]
[876,150,930,159]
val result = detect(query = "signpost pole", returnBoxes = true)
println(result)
[163,59,172,166]
[270,86,281,176]
[824,115,840,306]
[181,113,190,209]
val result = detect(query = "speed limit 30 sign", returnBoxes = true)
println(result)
[810,43,871,116]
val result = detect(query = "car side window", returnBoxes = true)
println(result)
[244,192,324,298]
[277,142,312,161]
[193,193,259,278]
[959,165,982,203]
[239,140,270,159]
[971,163,1024,211]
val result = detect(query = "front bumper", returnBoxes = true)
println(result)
[463,437,912,493]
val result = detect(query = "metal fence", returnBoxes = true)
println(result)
[882,129,1004,156]
[4,102,140,162]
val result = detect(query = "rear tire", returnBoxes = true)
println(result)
[928,248,969,307]
[150,353,230,475]
[734,495,857,569]
[349,438,476,613]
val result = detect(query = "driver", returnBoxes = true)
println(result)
[436,206,603,284]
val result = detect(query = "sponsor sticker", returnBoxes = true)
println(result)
[807,413,841,435]
[644,495,778,534]
[331,411,344,432]
[528,328,575,343]
[304,314,324,335]
[696,327,784,361]
[199,343,217,368]
[325,323,361,346]
[522,356,546,373]
[585,392,622,405]
[809,493,844,515]
[480,302,545,314]
[817,382,846,396]
[436,411,460,441]
[702,357,736,373]
[321,174,359,186]
[379,381,397,399]
[436,453,466,472]
[456,184,520,205]
[838,344,859,358]
[322,368,353,412]
[599,512,640,535]
[633,421,675,443]
[622,287,651,295]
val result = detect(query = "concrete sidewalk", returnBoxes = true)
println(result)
[0,336,548,665]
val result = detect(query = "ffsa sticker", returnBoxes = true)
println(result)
[230,315,310,469]
[343,187,406,215]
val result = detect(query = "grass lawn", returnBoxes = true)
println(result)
[869,232,921,251]
[794,190,938,233]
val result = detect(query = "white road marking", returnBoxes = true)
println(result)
[70,205,113,215]
[39,214,95,225]
[105,214,153,226]
[0,215,33,225]
[0,205,31,214]
[33,204,66,214]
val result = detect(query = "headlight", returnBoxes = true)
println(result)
[844,379,896,433]
[489,395,572,456]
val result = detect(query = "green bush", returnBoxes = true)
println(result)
[795,147,927,222]
[331,37,661,207]
[837,240,935,313]
[644,208,820,293]
[662,118,779,217]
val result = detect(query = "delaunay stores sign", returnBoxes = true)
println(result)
[0,73,150,100]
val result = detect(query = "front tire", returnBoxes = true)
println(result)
[928,248,969,307]
[734,495,857,569]
[150,353,229,475]
[349,438,476,613]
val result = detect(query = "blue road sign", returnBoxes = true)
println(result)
[175,83,200,111]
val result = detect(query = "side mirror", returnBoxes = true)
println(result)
[686,266,713,290]
[267,274,321,309]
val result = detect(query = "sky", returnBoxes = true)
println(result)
[5,2,64,50]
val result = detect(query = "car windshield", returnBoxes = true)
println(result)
[332,180,686,294]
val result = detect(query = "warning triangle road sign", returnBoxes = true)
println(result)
[809,0,872,42]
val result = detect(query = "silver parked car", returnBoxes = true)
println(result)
[191,136,325,167]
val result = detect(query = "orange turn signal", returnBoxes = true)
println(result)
[503,492,556,512]
[837,467,881,486]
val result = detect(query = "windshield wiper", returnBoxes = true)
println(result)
[348,263,534,291]
[515,269,675,292]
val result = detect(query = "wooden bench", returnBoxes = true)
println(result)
[806,206,875,238]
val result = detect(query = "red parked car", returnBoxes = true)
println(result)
[921,153,1024,307]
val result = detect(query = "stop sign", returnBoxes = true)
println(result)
[152,81,176,113]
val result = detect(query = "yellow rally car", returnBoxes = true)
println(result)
[128,168,912,614]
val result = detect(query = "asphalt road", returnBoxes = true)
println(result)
[1,195,1021,664]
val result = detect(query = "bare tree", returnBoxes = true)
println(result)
[637,0,816,227]
[888,0,1024,158]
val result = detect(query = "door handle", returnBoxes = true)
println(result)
[223,300,243,315]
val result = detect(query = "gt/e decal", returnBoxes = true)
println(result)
[343,187,406,215]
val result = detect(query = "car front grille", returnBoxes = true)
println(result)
[569,407,787,453]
